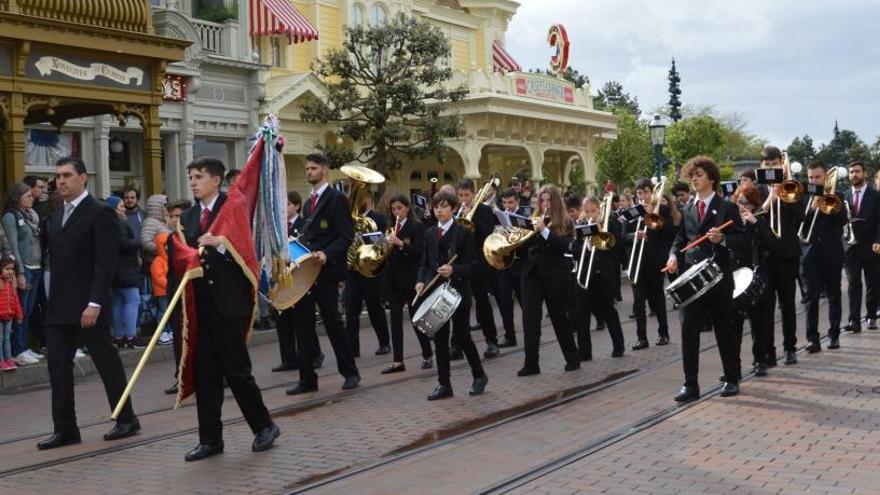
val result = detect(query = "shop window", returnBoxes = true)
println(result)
[443,171,455,181]
[410,170,423,180]
[270,37,283,68]
[108,137,131,172]
[370,3,388,25]
[25,130,81,168]
[352,2,366,26]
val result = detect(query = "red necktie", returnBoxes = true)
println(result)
[309,192,318,216]
[854,190,861,216]
[200,208,211,233]
[697,200,705,223]
[395,221,402,237]
[437,227,443,240]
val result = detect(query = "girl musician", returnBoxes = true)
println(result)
[517,185,580,376]
[416,191,488,400]
[382,195,434,374]
[730,183,778,378]
[572,196,626,361]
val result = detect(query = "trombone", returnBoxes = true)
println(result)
[843,200,857,246]
[456,176,500,232]
[797,166,842,244]
[577,193,616,290]
[627,178,666,285]
[769,151,804,238]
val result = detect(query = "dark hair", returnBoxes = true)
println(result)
[509,178,522,187]
[166,199,192,212]
[4,182,31,212]
[287,190,302,206]
[226,169,241,181]
[500,187,519,200]
[431,191,459,209]
[23,175,46,188]
[849,161,866,172]
[760,146,783,162]
[807,161,827,171]
[671,182,690,194]
[634,178,653,191]
[732,182,761,210]
[456,179,476,193]
[122,184,140,200]
[0,256,16,271]
[56,157,87,175]
[388,193,415,221]
[681,156,721,191]
[186,157,226,178]
[305,153,331,167]
[564,194,582,210]
[740,169,757,181]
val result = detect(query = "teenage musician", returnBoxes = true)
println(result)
[517,185,581,376]
[383,195,433,373]
[495,188,524,347]
[664,156,745,402]
[416,191,488,400]
[843,161,880,332]
[566,195,605,336]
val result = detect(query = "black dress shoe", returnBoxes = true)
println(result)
[868,319,878,330]
[656,336,669,346]
[784,350,798,365]
[611,348,624,358]
[252,423,280,452]
[674,386,699,403]
[313,353,325,369]
[469,374,488,396]
[164,382,179,395]
[342,375,361,390]
[104,419,141,441]
[497,337,517,348]
[754,364,768,377]
[828,336,840,349]
[483,343,500,359]
[37,431,81,450]
[631,340,649,351]
[271,363,298,372]
[564,361,580,371]
[844,322,862,333]
[286,383,318,395]
[185,442,224,462]
[720,381,740,397]
[627,313,636,319]
[516,366,540,377]
[427,384,453,400]
[577,349,592,361]
[381,363,406,374]
[805,341,821,354]
[421,358,433,369]
[375,345,391,355]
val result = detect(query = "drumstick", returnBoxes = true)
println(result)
[680,219,734,253]
[413,254,459,305]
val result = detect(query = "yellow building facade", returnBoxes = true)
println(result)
[259,0,617,197]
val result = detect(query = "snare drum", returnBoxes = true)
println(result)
[412,282,462,338]
[664,258,724,308]
[731,267,765,316]
[269,239,322,311]
[288,239,310,261]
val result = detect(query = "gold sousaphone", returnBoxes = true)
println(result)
[341,164,390,277]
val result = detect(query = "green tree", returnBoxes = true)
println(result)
[815,123,871,167]
[667,58,682,123]
[595,110,652,190]
[594,81,641,116]
[300,13,467,193]
[787,135,817,164]
[664,116,724,176]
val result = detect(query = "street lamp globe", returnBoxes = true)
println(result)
[649,114,666,146]
[790,162,803,175]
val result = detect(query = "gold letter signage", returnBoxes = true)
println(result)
[34,56,144,86]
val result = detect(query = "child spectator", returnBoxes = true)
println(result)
[0,257,23,371]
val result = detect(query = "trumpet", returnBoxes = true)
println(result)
[628,178,665,285]
[797,167,843,244]
[769,151,804,238]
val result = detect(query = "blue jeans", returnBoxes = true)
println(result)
[1,320,12,360]
[155,296,171,332]
[113,287,141,340]
[12,267,41,356]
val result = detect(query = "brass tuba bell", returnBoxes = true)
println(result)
[341,165,389,277]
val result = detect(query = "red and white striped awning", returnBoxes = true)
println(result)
[493,40,521,73]
[249,0,319,44]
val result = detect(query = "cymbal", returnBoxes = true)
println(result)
[340,165,385,184]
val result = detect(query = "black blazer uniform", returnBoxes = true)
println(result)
[288,215,305,238]
[571,219,621,281]
[471,203,496,272]
[767,194,805,259]
[46,194,119,327]
[522,222,575,281]
[844,187,880,256]
[801,192,847,266]
[418,221,475,298]
[301,186,355,283]
[386,218,425,291]
[625,204,676,275]
[366,209,388,234]
[177,193,253,321]
[670,194,745,277]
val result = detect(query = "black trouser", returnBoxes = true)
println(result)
[495,268,521,342]
[275,306,321,366]
[522,273,578,369]
[388,286,433,363]
[46,323,135,434]
[844,248,879,324]
[803,260,842,342]
[294,278,359,387]
[765,257,799,352]
[732,291,772,370]
[679,277,741,388]
[29,275,47,348]
[573,275,624,355]
[471,267,498,345]
[433,297,483,387]
[634,271,669,341]
[344,271,390,355]
[194,305,272,445]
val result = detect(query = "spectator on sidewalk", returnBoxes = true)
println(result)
[121,185,144,238]
[2,182,44,366]
[106,196,143,349]
[140,194,170,258]
[23,175,49,220]
[0,257,24,371]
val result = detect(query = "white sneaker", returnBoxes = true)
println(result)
[74,349,86,359]
[24,349,44,360]
[158,331,173,345]
[15,352,39,365]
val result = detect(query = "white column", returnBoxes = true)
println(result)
[92,115,111,198]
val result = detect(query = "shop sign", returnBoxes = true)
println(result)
[161,74,187,101]
[515,75,575,104]
[26,49,150,91]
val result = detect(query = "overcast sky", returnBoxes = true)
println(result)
[506,0,879,149]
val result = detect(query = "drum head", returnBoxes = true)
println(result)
[271,254,322,311]
[732,268,754,299]
[412,284,444,322]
